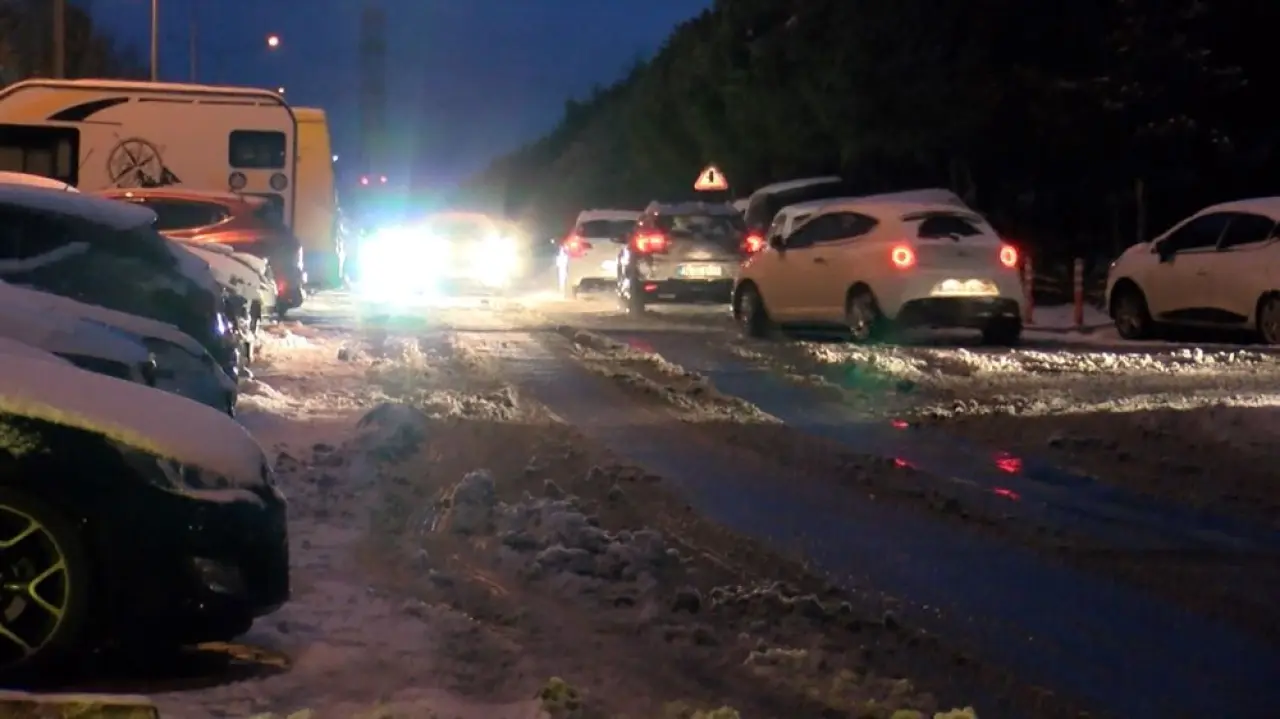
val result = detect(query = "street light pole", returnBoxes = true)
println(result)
[150,0,159,81]
[189,1,198,81]
[52,0,65,78]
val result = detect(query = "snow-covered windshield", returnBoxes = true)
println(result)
[657,213,744,237]
[578,219,635,238]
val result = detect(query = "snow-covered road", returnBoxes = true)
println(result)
[54,290,1280,718]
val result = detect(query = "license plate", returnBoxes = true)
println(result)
[678,264,722,278]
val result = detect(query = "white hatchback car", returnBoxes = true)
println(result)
[733,195,1023,343]
[1106,198,1280,343]
[556,209,639,297]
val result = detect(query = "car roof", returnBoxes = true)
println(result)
[0,171,78,192]
[575,209,640,223]
[0,183,155,230]
[748,176,843,198]
[782,189,971,217]
[643,200,739,216]
[1200,197,1280,220]
[98,187,265,208]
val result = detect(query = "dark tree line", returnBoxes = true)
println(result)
[460,0,1280,264]
[0,0,145,86]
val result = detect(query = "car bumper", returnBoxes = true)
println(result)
[894,296,1021,329]
[637,278,734,303]
[93,485,289,642]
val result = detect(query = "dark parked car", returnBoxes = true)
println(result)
[0,184,240,381]
[0,349,287,676]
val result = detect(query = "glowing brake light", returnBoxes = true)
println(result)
[999,244,1018,268]
[743,233,766,253]
[634,232,668,253]
[890,244,915,269]
[563,234,589,257]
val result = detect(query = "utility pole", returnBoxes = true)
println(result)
[52,0,65,78]
[150,0,159,81]
[188,0,198,81]
[358,0,386,179]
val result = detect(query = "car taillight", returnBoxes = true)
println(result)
[999,244,1018,268]
[276,277,288,296]
[890,244,915,269]
[563,234,589,257]
[743,233,766,253]
[634,232,668,253]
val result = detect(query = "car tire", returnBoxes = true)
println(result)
[1112,286,1152,340]
[981,318,1022,346]
[1257,294,1280,344]
[0,487,91,678]
[735,284,772,339]
[845,288,884,343]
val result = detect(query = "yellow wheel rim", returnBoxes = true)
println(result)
[0,505,70,667]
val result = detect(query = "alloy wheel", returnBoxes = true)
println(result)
[0,505,71,668]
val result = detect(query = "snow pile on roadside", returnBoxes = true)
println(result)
[561,325,776,422]
[433,468,680,596]
[801,343,1280,380]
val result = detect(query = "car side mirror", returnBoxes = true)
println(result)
[769,235,785,250]
[1153,243,1174,262]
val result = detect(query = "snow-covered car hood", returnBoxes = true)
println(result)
[0,288,151,367]
[165,237,223,296]
[1111,242,1153,273]
[0,336,78,363]
[180,242,272,303]
[0,279,209,357]
[0,352,266,487]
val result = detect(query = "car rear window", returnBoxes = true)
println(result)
[577,219,635,238]
[656,213,745,248]
[905,211,990,239]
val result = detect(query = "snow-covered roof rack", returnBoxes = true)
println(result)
[748,176,842,198]
[1201,197,1280,219]
[576,209,641,222]
[779,189,970,217]
[643,200,739,216]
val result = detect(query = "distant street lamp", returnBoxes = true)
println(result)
[276,86,286,95]
[267,34,281,49]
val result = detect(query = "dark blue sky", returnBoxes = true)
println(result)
[88,0,711,187]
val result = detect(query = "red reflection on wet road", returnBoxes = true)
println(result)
[992,487,1021,501]
[891,419,909,429]
[893,458,914,469]
[995,452,1023,474]
[625,339,654,352]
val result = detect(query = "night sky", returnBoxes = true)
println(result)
[88,0,711,188]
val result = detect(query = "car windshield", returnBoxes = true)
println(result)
[905,211,990,239]
[578,219,635,238]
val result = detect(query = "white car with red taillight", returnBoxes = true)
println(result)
[617,201,757,314]
[732,194,1023,344]
[556,209,639,298]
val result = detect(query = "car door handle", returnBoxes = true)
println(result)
[1195,270,1207,276]
[813,257,827,264]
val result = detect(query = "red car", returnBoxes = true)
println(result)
[99,188,306,316]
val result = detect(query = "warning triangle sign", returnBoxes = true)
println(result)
[694,164,729,191]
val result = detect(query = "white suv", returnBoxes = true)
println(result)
[733,194,1023,344]
[1106,198,1280,343]
[556,209,639,298]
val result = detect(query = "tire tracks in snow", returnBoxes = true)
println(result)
[477,311,1280,719]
